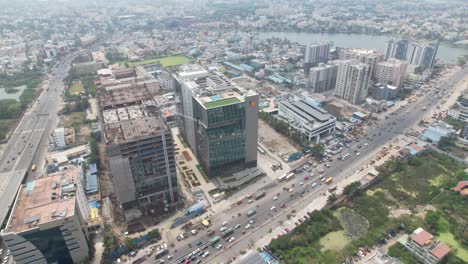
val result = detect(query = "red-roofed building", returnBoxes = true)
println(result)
[431,243,451,260]
[452,180,468,196]
[411,228,433,246]
[405,228,450,264]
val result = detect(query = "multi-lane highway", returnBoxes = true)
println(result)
[163,66,468,264]
[0,57,73,226]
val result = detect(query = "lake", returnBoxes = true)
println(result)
[259,32,468,64]
[0,85,27,101]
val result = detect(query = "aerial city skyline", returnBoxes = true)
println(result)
[0,1,467,264]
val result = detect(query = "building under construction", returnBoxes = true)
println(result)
[98,67,181,214]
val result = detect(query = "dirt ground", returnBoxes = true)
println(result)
[98,143,114,197]
[323,97,368,118]
[77,125,91,143]
[258,120,299,159]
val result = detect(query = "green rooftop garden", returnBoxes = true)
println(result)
[204,97,240,109]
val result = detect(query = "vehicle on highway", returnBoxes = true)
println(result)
[31,164,36,172]
[304,176,310,181]
[221,228,234,238]
[155,249,168,259]
[255,191,266,200]
[247,209,256,217]
[325,177,334,184]
[311,182,317,188]
[210,236,221,246]
[228,237,235,243]
[235,224,241,229]
[202,251,210,258]
[285,172,295,181]
[249,218,256,224]
[270,206,276,211]
[340,153,351,160]
[216,244,223,250]
[245,224,251,229]
[356,152,361,156]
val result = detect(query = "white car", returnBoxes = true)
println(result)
[273,196,278,201]
[299,181,304,186]
[311,182,317,188]
[245,224,251,229]
[228,237,236,242]
[216,244,223,250]
[247,199,253,204]
[222,221,228,226]
[167,255,173,260]
[202,251,210,258]
[235,224,241,229]
[270,206,276,211]
[356,152,360,156]
[289,188,294,192]
[220,226,227,232]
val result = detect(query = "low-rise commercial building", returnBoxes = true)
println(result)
[447,104,468,122]
[73,61,104,76]
[403,228,450,264]
[278,98,336,143]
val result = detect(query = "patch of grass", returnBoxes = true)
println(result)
[62,112,86,131]
[120,56,191,67]
[69,81,84,95]
[438,231,468,261]
[444,117,465,131]
[0,119,16,140]
[319,230,350,251]
[429,174,446,187]
[204,97,241,109]
[335,208,369,240]
[4,87,20,94]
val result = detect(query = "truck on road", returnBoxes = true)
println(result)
[247,209,257,217]
[255,191,266,200]
[210,236,220,246]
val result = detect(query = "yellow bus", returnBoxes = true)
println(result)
[325,177,333,184]
[31,164,36,172]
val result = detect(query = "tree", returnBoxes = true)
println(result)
[327,193,338,204]
[89,138,99,163]
[343,181,362,196]
[438,136,456,151]
[148,229,161,240]
[124,237,137,252]
[310,144,325,158]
